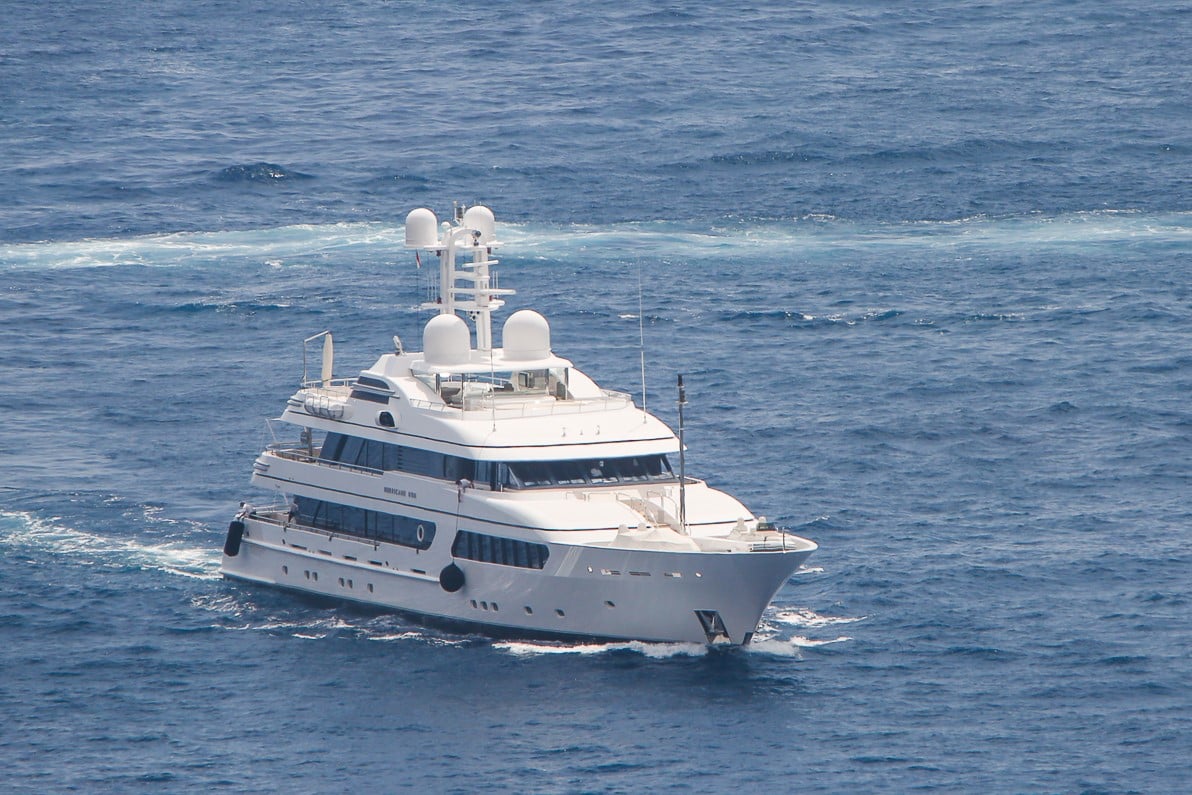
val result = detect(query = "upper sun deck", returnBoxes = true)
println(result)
[281,205,678,456]
[365,343,633,417]
[284,350,677,458]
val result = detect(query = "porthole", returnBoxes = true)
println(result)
[416,524,426,543]
[367,583,374,593]
[555,609,565,618]
[338,577,345,587]
[605,601,615,609]
[524,606,533,615]
[377,411,396,428]
[282,565,289,575]
[312,572,318,582]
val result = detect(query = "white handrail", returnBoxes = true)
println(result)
[406,390,634,420]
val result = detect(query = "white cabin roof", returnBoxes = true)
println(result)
[409,348,573,376]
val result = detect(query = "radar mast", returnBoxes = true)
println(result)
[404,204,515,352]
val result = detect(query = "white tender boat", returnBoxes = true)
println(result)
[220,206,817,645]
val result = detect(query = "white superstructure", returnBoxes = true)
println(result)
[220,206,817,645]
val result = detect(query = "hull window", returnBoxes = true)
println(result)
[452,530,549,570]
[293,496,435,550]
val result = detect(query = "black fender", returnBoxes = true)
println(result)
[439,562,465,592]
[223,520,245,557]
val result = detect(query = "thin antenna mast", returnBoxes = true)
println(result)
[638,263,647,421]
[677,374,688,534]
[489,344,497,432]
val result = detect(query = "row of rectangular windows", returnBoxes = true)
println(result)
[451,530,549,570]
[292,496,434,550]
[319,432,675,490]
[320,433,448,479]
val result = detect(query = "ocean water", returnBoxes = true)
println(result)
[2,1,1190,792]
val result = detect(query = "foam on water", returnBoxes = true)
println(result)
[794,566,826,576]
[190,590,476,646]
[0,510,221,580]
[509,210,1192,257]
[3,210,1188,272]
[482,607,863,659]
[789,635,854,647]
[0,222,404,271]
[771,608,866,628]
[494,640,709,659]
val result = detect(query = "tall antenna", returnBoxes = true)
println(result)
[677,374,688,534]
[489,344,497,432]
[638,263,647,421]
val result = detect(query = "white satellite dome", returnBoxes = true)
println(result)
[405,208,439,248]
[462,205,496,244]
[423,314,471,365]
[502,310,551,361]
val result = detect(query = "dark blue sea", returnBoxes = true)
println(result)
[2,1,1190,792]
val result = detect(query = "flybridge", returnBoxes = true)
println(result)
[405,204,514,353]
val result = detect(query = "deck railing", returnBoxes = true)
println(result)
[407,389,634,419]
[265,447,382,476]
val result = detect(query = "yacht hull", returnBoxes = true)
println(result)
[221,515,814,645]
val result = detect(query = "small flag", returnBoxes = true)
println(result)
[415,251,422,268]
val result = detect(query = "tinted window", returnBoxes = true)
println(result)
[319,433,346,462]
[502,455,674,489]
[364,440,384,471]
[452,530,549,569]
[291,496,434,550]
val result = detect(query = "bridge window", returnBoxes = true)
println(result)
[316,433,674,490]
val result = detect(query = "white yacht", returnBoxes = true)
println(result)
[220,206,817,645]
